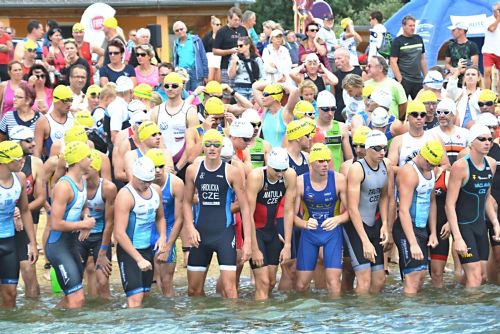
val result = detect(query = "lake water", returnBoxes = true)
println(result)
[1,272,499,334]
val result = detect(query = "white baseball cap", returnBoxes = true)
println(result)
[230,119,254,138]
[133,156,156,181]
[423,71,444,90]
[436,98,457,115]
[317,90,336,108]
[371,107,389,128]
[371,89,392,109]
[116,76,134,92]
[9,125,34,141]
[267,147,289,170]
[468,124,491,145]
[365,129,388,149]
[448,22,468,31]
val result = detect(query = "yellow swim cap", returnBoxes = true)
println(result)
[362,85,375,98]
[352,126,371,145]
[202,129,224,144]
[420,140,444,166]
[0,141,23,164]
[205,97,225,115]
[90,149,102,172]
[24,39,37,51]
[75,111,94,128]
[103,17,118,29]
[53,85,73,101]
[263,84,284,102]
[418,90,438,103]
[478,89,497,102]
[287,119,311,141]
[341,18,353,30]
[85,84,102,98]
[64,125,88,144]
[138,121,161,142]
[163,72,184,85]
[205,81,223,95]
[64,141,91,166]
[134,83,153,100]
[406,100,426,115]
[145,148,166,167]
[72,23,85,32]
[293,100,315,119]
[301,117,317,134]
[309,143,331,163]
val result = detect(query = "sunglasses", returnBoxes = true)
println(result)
[203,141,222,148]
[370,145,387,152]
[251,122,261,129]
[151,132,161,137]
[476,136,493,142]
[21,138,35,143]
[319,106,337,113]
[273,167,288,173]
[316,159,330,163]
[237,44,245,48]
[164,83,180,89]
[436,110,451,116]
[303,112,315,117]
[263,91,282,97]
[73,29,84,33]
[35,74,46,79]
[89,92,100,98]
[108,51,121,56]
[26,48,36,53]
[354,144,365,149]
[308,29,318,32]
[478,101,495,107]
[155,165,165,169]
[242,137,252,143]
[136,52,148,57]
[55,97,73,104]
[409,112,427,118]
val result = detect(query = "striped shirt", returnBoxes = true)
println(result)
[0,110,41,137]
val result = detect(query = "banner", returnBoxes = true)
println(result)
[80,2,116,48]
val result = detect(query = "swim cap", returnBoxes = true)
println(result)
[0,141,23,164]
[230,119,254,138]
[352,126,371,145]
[268,147,289,170]
[64,125,88,144]
[316,90,336,108]
[75,110,94,128]
[362,85,375,98]
[371,89,392,109]
[263,84,283,102]
[420,140,444,166]
[205,97,225,115]
[90,149,102,172]
[204,81,223,95]
[309,143,331,163]
[9,125,34,141]
[286,119,311,141]
[72,23,85,32]
[145,148,166,167]
[163,72,184,85]
[133,156,155,181]
[24,39,37,51]
[423,71,444,90]
[53,85,73,101]
[365,129,388,149]
[134,83,153,100]
[293,100,315,119]
[64,141,90,166]
[418,90,438,103]
[371,107,390,128]
[478,89,497,102]
[103,17,118,29]
[202,129,224,144]
[436,98,457,115]
[85,84,102,98]
[341,18,353,30]
[241,108,261,123]
[138,121,161,142]
[468,124,492,145]
[476,112,498,127]
[406,100,426,116]
[221,137,235,160]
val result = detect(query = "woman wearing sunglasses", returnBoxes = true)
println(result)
[99,40,136,87]
[134,44,158,88]
[228,37,263,100]
[26,64,53,114]
[0,61,26,117]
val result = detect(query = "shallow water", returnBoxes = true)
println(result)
[1,273,499,334]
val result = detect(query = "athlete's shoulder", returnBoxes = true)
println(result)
[102,179,117,197]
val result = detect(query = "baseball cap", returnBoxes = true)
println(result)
[72,23,85,33]
[286,119,311,141]
[420,140,444,166]
[423,71,444,90]
[268,147,289,170]
[352,126,371,145]
[478,89,497,103]
[116,76,134,92]
[476,112,498,127]
[418,90,438,103]
[202,129,224,144]
[53,85,73,100]
[316,90,336,108]
[230,119,254,138]
[305,53,319,63]
[75,110,94,128]
[365,130,388,149]
[138,121,161,142]
[9,125,34,141]
[371,107,389,128]
[371,89,392,109]
[86,84,102,98]
[309,143,331,163]
[163,72,184,85]
[436,98,457,114]
[64,125,88,144]
[64,141,90,166]
[448,22,468,31]
[270,29,284,38]
[241,109,261,123]
[205,81,223,95]
[0,141,23,164]
[134,83,153,100]
[293,100,315,119]
[323,14,334,20]
[205,97,225,115]
[103,17,118,29]
[90,149,102,172]
[133,156,155,182]
[145,148,166,167]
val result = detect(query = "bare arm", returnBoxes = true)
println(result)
[445,159,468,255]
[100,181,117,249]
[229,163,252,261]
[29,157,46,212]
[17,173,38,263]
[167,176,184,249]
[50,181,95,232]
[396,166,421,250]
[34,116,49,158]
[347,163,371,243]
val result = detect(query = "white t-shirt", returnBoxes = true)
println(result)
[339,33,360,66]
[318,27,338,59]
[482,16,500,56]
[368,24,387,61]
[108,96,129,132]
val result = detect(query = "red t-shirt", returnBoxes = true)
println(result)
[0,33,12,65]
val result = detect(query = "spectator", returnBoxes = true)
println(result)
[213,7,248,84]
[419,69,445,100]
[14,20,44,62]
[298,22,330,70]
[317,13,339,71]
[172,21,208,91]
[102,17,138,67]
[99,39,136,86]
[290,53,338,95]
[43,27,66,83]
[332,48,363,118]
[444,22,479,87]
[0,61,26,117]
[25,64,53,114]
[242,10,259,45]
[482,2,500,93]
[261,29,292,84]
[60,39,91,90]
[68,64,89,113]
[298,79,318,113]
[284,30,300,66]
[0,21,13,82]
[135,44,159,88]
[367,11,387,61]
[390,15,427,99]
[43,20,59,47]
[136,28,161,64]
[228,36,264,100]
[0,83,40,140]
[339,18,362,68]
[202,16,223,82]
[256,20,277,55]
[125,29,137,63]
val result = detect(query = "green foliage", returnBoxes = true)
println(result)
[248,0,295,32]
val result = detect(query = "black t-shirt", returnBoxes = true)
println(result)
[213,25,248,69]
[333,66,363,121]
[60,57,91,92]
[202,31,214,52]
[391,34,425,82]
[444,39,479,67]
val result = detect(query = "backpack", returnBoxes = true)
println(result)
[378,32,392,58]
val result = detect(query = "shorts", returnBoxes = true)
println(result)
[0,64,9,82]
[483,53,500,69]
[401,78,422,100]
[430,218,450,261]
[76,233,112,266]
[207,52,221,69]
[276,218,298,259]
[487,219,500,247]
[187,226,236,272]
[45,234,84,295]
[250,227,283,270]
[117,245,154,297]
[393,219,428,278]
[296,226,343,271]
[14,229,30,262]
[343,220,384,272]
[0,237,19,285]
[457,222,490,264]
